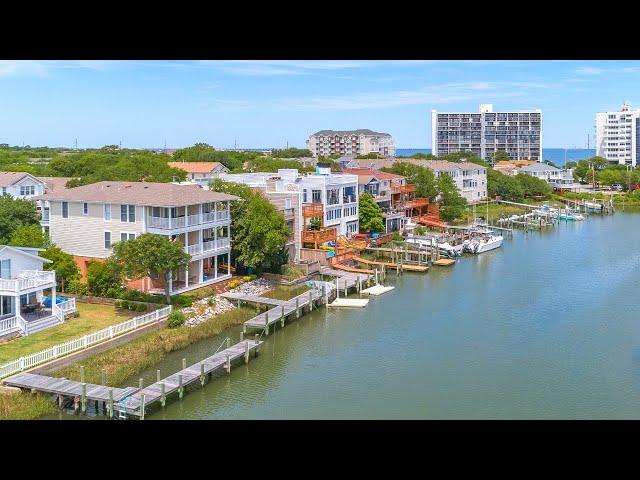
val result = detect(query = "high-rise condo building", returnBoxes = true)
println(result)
[431,104,542,163]
[306,129,395,158]
[595,103,640,166]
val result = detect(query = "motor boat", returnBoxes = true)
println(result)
[462,234,503,254]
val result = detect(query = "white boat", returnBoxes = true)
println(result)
[438,242,463,256]
[462,235,503,254]
[557,209,584,221]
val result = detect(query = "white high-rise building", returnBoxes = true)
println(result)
[595,103,640,166]
[431,104,542,163]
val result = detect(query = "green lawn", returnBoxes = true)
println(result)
[261,284,310,301]
[0,302,136,364]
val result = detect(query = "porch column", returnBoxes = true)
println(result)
[227,201,230,219]
[14,295,20,319]
[51,285,56,313]
[168,206,172,229]
[199,259,203,283]
[199,204,203,224]
[214,255,218,279]
[227,253,231,276]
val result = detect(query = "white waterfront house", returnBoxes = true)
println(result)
[34,181,238,296]
[595,103,640,166]
[0,245,76,337]
[519,162,579,191]
[218,167,360,259]
[0,172,46,200]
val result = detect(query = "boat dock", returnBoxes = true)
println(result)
[2,338,262,419]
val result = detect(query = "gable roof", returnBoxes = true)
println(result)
[342,168,406,183]
[520,162,560,173]
[36,176,73,193]
[33,181,238,207]
[0,172,42,188]
[168,162,226,174]
[0,245,52,264]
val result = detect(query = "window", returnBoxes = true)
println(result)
[62,202,69,218]
[104,203,112,221]
[83,203,88,215]
[312,189,322,203]
[303,189,308,203]
[104,231,112,249]
[20,185,35,196]
[327,188,339,205]
[0,259,11,279]
[120,232,135,242]
[121,204,136,222]
[285,198,291,209]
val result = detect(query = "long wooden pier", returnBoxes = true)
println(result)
[3,338,263,419]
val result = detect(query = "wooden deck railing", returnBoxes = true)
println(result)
[302,203,324,218]
[301,227,337,246]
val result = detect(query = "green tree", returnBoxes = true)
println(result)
[436,174,467,221]
[87,259,123,297]
[565,161,578,169]
[408,153,437,160]
[41,245,80,292]
[111,233,190,304]
[382,162,438,200]
[355,153,380,159]
[271,148,313,158]
[209,179,290,273]
[491,150,510,162]
[598,168,624,186]
[9,224,47,248]
[442,151,488,166]
[0,196,40,244]
[590,156,609,170]
[514,173,552,197]
[487,169,525,200]
[358,192,385,233]
[172,143,262,171]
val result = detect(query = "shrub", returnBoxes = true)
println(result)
[281,264,305,281]
[167,310,185,328]
[136,303,147,312]
[68,279,88,295]
[170,295,192,308]
[207,297,216,307]
[414,226,427,236]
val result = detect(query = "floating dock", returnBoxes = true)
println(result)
[328,298,369,308]
[433,258,456,266]
[361,285,395,296]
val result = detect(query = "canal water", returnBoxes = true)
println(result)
[52,211,640,419]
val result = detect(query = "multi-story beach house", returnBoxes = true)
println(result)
[351,158,488,203]
[167,161,230,186]
[219,167,360,256]
[432,104,542,163]
[306,129,395,158]
[0,172,47,200]
[34,181,237,296]
[342,168,415,232]
[595,103,640,166]
[217,170,301,263]
[0,245,76,337]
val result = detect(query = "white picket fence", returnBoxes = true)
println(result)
[0,305,172,380]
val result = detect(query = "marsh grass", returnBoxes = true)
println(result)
[0,391,57,420]
[50,306,256,387]
[261,285,310,301]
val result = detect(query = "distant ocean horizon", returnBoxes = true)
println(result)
[395,148,596,167]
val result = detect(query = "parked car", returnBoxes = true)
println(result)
[611,183,624,191]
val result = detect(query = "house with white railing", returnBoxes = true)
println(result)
[0,245,77,337]
[34,181,238,295]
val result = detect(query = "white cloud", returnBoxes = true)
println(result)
[575,66,605,75]
[0,61,50,77]
[272,81,553,111]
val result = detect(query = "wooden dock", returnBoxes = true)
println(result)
[3,372,138,403]
[120,338,262,417]
[433,258,456,266]
[332,263,374,274]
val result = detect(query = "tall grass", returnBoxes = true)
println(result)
[0,392,57,420]
[50,306,256,387]
[261,285,310,301]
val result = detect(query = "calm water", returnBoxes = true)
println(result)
[49,212,640,419]
[396,148,596,166]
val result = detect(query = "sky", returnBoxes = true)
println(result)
[0,60,638,150]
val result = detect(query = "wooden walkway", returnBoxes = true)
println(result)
[120,338,262,416]
[332,263,374,274]
[3,372,138,402]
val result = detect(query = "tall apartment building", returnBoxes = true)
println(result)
[595,103,640,166]
[35,181,237,296]
[431,104,542,163]
[306,129,395,158]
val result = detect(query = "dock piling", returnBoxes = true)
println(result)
[80,365,85,384]
[81,383,87,414]
[140,394,145,420]
[296,298,300,317]
[108,389,113,418]
[178,374,184,399]
[244,341,249,363]
[200,363,205,386]
[281,305,285,327]
[182,358,187,369]
[226,354,231,374]
[156,369,161,383]
[254,334,259,356]
[160,383,166,407]
[139,378,143,389]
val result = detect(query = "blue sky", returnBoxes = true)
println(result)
[0,60,638,149]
